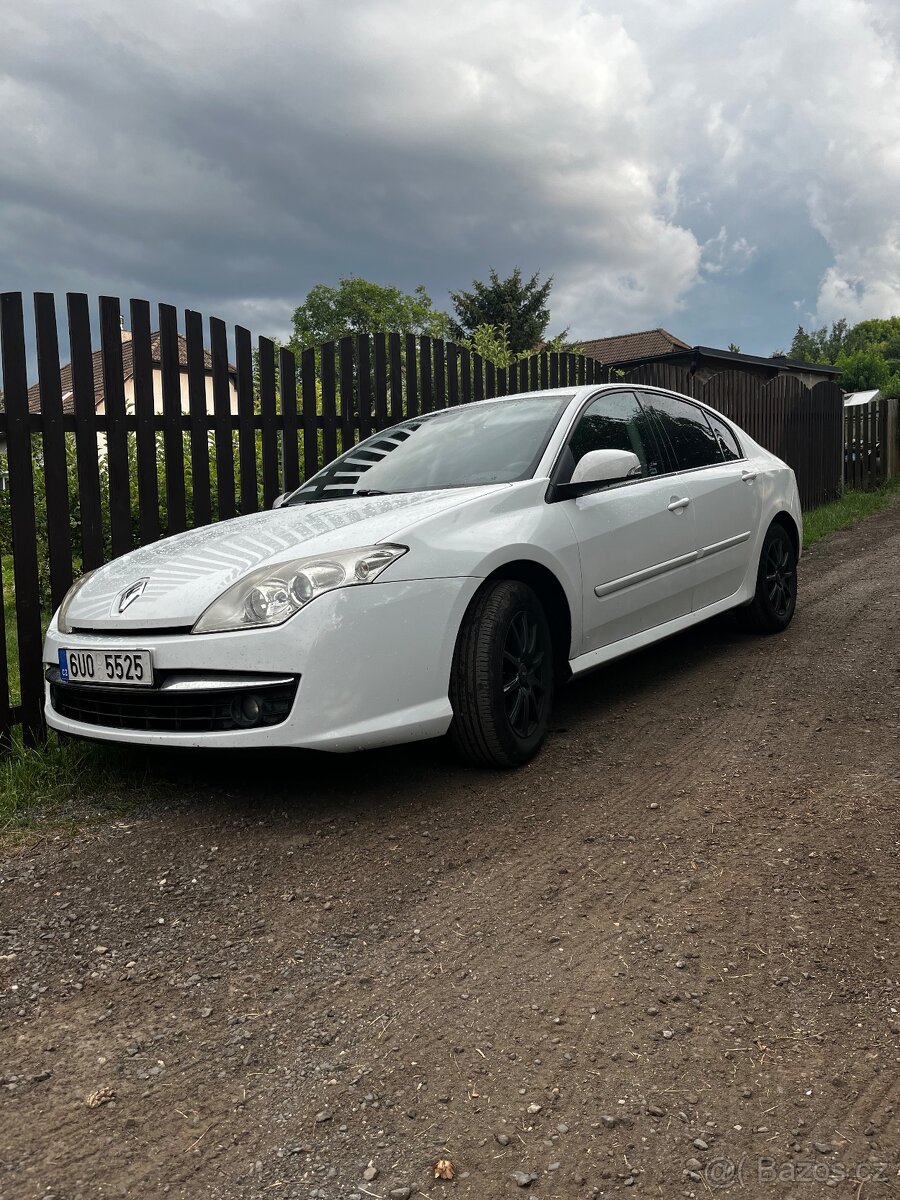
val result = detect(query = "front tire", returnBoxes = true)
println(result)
[737,521,797,633]
[449,580,554,768]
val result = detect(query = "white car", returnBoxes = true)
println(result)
[43,385,801,767]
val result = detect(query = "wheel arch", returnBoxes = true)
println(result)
[769,509,801,559]
[478,559,573,683]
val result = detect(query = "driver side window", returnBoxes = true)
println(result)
[566,391,664,480]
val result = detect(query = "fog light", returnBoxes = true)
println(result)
[232,693,263,728]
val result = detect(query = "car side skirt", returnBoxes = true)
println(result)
[567,587,753,679]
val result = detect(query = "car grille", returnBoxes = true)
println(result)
[49,677,299,733]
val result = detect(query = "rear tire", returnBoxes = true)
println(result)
[737,522,797,634]
[449,580,554,768]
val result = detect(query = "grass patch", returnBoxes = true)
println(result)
[804,476,900,549]
[0,731,160,838]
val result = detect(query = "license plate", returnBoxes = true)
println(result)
[59,648,154,687]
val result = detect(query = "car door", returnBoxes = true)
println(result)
[555,390,698,654]
[639,391,762,610]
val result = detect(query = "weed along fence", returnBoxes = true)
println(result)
[0,291,845,744]
[844,397,899,491]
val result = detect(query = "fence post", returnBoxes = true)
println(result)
[159,304,188,533]
[404,334,418,418]
[300,346,319,480]
[338,335,355,453]
[258,337,280,507]
[99,296,133,558]
[235,325,258,514]
[185,309,212,527]
[210,316,237,520]
[280,345,301,493]
[0,293,45,744]
[33,293,74,610]
[68,293,105,570]
[389,333,403,422]
[356,335,372,439]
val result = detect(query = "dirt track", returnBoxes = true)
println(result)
[2,502,899,1199]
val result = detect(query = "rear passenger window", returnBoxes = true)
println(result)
[706,413,743,461]
[641,393,724,471]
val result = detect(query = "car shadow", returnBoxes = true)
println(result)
[110,612,750,823]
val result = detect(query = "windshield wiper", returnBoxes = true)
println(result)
[287,487,396,506]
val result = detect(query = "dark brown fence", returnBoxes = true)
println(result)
[618,361,844,512]
[0,291,609,743]
[0,291,846,744]
[843,398,899,491]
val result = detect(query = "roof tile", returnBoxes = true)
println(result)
[575,327,690,363]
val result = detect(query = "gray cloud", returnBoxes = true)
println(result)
[1,0,898,355]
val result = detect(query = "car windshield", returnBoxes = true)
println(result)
[285,394,574,503]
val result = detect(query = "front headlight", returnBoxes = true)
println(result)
[192,544,408,634]
[57,570,97,634]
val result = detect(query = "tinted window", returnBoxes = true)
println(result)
[707,413,743,461]
[287,393,574,502]
[565,391,664,480]
[642,393,724,470]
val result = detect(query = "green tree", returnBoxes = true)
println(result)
[786,319,850,364]
[461,323,519,369]
[460,322,580,369]
[289,278,451,352]
[833,347,891,392]
[450,268,558,354]
[842,316,900,372]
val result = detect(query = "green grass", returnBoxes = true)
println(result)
[0,730,160,838]
[803,476,900,548]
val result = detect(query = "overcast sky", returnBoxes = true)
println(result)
[2,0,899,355]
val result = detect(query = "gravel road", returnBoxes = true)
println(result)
[2,501,898,1199]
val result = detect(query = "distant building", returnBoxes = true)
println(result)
[575,327,691,364]
[843,388,881,407]
[579,337,840,390]
[25,327,238,416]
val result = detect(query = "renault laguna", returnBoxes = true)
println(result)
[44,385,801,767]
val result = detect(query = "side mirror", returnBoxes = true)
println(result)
[552,449,642,500]
[272,493,289,510]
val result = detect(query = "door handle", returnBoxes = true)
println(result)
[741,469,758,482]
[667,497,691,512]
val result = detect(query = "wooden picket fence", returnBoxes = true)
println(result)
[843,397,899,491]
[0,291,845,744]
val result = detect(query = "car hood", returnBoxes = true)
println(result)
[62,488,500,631]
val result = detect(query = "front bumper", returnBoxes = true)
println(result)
[43,576,480,751]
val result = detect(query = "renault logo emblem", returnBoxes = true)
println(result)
[117,578,149,614]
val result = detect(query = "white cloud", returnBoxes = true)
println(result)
[2,0,900,350]
[700,228,757,276]
[0,0,702,336]
[613,0,900,327]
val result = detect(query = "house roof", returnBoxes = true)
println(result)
[612,345,842,378]
[576,327,691,363]
[25,332,226,414]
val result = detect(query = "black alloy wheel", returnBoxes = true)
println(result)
[738,521,798,633]
[764,532,796,619]
[502,608,551,739]
[449,579,555,768]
